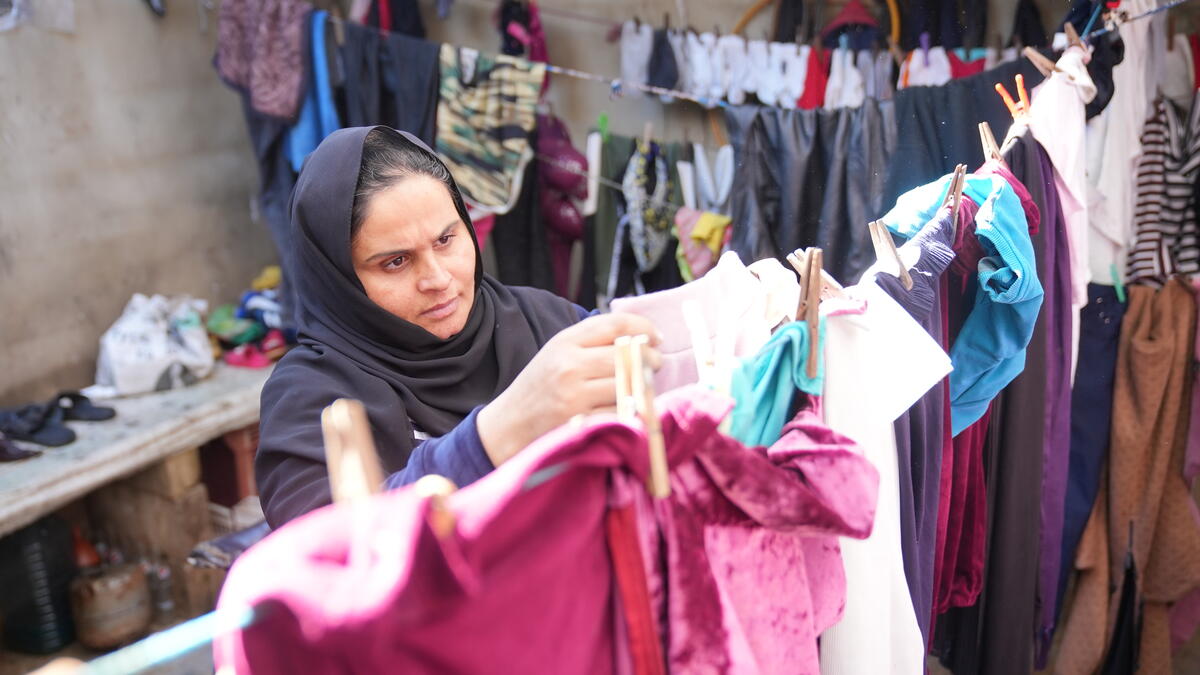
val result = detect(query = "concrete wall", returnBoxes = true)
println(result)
[0,0,275,405]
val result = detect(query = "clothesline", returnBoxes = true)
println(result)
[545,63,732,108]
[1083,0,1200,39]
[534,151,686,210]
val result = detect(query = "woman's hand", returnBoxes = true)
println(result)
[475,313,662,467]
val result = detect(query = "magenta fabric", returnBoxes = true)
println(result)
[613,394,879,675]
[215,387,878,675]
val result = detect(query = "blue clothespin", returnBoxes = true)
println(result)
[919,32,931,67]
[609,79,624,100]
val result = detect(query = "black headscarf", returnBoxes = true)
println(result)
[256,126,581,527]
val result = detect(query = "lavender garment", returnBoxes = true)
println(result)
[216,387,879,675]
[874,207,957,644]
[1000,137,1075,665]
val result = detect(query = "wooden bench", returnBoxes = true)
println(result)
[0,364,271,539]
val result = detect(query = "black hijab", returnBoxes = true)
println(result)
[256,126,580,527]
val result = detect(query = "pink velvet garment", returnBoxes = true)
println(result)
[214,388,878,675]
[614,395,880,675]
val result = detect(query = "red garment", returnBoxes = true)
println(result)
[214,388,878,675]
[1190,34,1200,90]
[798,47,830,110]
[947,51,987,79]
[931,195,992,616]
[606,505,665,675]
[376,0,391,32]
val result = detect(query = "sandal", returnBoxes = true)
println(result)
[51,392,116,422]
[0,404,76,447]
[223,344,272,369]
[259,329,289,361]
[0,431,41,461]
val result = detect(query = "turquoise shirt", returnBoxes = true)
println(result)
[881,173,1044,435]
[728,320,825,447]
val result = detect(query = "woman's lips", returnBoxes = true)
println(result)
[422,297,459,320]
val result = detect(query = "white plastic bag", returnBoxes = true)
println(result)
[90,294,215,397]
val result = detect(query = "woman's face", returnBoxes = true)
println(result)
[351,176,477,339]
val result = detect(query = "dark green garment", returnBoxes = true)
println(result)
[590,133,687,302]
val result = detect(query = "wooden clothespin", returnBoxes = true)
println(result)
[321,399,384,504]
[615,335,671,498]
[329,5,346,46]
[939,164,968,234]
[1063,22,1084,50]
[979,122,1004,163]
[995,73,1031,120]
[886,36,905,67]
[803,249,824,380]
[869,221,913,290]
[1022,46,1060,77]
[642,121,653,148]
[412,475,457,538]
[785,246,824,379]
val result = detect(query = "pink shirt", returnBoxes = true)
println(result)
[214,387,878,675]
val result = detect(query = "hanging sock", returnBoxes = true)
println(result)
[718,34,749,105]
[759,41,791,106]
[781,44,810,110]
[744,39,770,103]
[620,20,653,97]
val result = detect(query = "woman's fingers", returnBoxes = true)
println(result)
[567,312,663,348]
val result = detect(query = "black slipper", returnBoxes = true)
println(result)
[52,392,116,422]
[0,404,76,447]
[0,431,40,462]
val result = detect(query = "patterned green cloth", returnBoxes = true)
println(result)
[436,45,544,214]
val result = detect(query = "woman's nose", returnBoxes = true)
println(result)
[417,257,452,292]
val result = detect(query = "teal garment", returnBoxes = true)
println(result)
[880,172,1044,435]
[728,320,825,447]
[286,11,341,172]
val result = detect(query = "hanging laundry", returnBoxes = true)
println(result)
[728,320,824,447]
[536,114,588,299]
[989,132,1074,668]
[882,58,1044,210]
[882,172,1042,435]
[947,50,986,79]
[285,11,341,173]
[214,0,311,122]
[858,49,894,101]
[619,20,652,98]
[610,252,797,393]
[824,47,866,109]
[1161,34,1194,111]
[781,44,810,110]
[663,29,689,101]
[646,28,679,93]
[338,22,441,145]
[621,142,674,274]
[1127,93,1200,286]
[364,0,424,37]
[614,388,879,675]
[1085,0,1161,284]
[725,101,894,281]
[435,45,544,214]
[216,387,879,675]
[796,46,828,109]
[1028,43,1097,381]
[673,209,731,282]
[819,0,881,51]
[1055,284,1128,628]
[898,47,953,88]
[684,31,717,104]
[819,280,952,675]
[716,34,750,105]
[744,39,770,103]
[1056,280,1200,675]
[868,205,957,644]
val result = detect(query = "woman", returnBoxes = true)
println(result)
[256,126,661,528]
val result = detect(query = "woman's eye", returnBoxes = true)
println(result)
[384,256,407,270]
[436,234,454,246]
